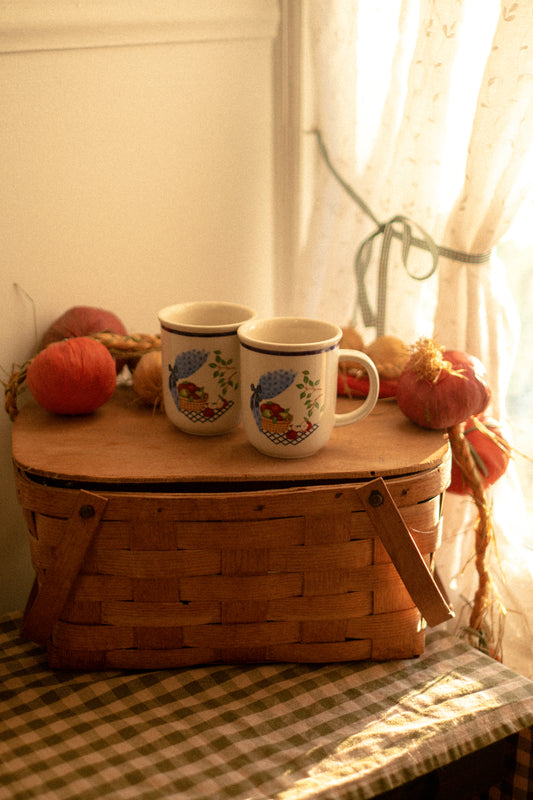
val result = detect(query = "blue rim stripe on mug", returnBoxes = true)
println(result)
[240,341,338,357]
[161,324,237,338]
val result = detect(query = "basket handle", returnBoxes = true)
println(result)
[356,477,454,627]
[21,489,108,647]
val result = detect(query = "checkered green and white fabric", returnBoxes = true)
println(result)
[1,612,533,800]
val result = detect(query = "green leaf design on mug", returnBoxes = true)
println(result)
[296,370,324,418]
[208,350,239,396]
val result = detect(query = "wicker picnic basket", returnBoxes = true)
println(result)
[261,416,292,434]
[179,394,208,413]
[12,390,453,670]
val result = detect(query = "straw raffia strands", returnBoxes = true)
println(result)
[448,422,505,660]
[4,332,161,421]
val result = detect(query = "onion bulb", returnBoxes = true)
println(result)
[26,337,117,415]
[41,305,128,372]
[448,416,511,494]
[132,351,162,409]
[396,338,491,430]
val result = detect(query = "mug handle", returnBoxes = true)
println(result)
[334,350,380,427]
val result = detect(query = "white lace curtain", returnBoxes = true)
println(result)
[293,0,533,676]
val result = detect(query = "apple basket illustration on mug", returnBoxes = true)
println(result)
[250,368,322,446]
[168,348,237,424]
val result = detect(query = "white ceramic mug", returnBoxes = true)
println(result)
[158,301,256,435]
[238,317,380,458]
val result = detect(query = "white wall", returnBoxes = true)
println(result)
[0,1,281,613]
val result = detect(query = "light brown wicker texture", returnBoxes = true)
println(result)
[13,390,451,669]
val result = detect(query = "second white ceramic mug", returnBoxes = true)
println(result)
[158,301,256,435]
[238,316,380,458]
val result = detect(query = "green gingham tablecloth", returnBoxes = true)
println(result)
[1,612,533,800]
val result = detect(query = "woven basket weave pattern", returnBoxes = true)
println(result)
[261,417,293,434]
[16,463,446,670]
[179,396,208,412]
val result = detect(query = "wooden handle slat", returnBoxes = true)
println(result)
[21,490,108,646]
[357,478,454,627]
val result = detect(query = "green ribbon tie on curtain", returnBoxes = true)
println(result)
[355,215,439,336]
[313,129,492,337]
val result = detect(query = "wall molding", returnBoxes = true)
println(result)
[272,0,302,314]
[0,0,280,53]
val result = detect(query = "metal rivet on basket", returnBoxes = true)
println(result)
[79,504,95,519]
[368,490,384,507]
